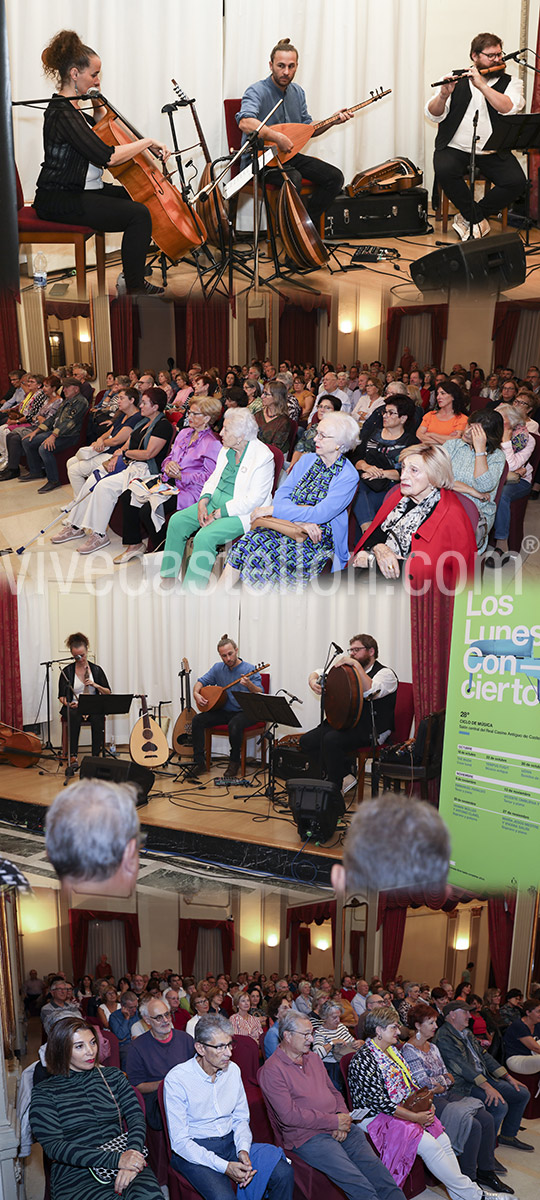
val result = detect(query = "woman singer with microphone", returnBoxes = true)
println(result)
[59,633,111,767]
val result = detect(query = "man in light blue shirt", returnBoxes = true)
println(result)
[164,1014,293,1199]
[191,635,263,779]
[237,37,351,225]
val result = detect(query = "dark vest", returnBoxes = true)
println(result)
[364,660,397,735]
[434,73,512,151]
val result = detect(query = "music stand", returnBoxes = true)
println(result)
[483,114,540,243]
[77,694,134,758]
[230,691,301,804]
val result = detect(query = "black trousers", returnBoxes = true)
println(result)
[63,711,105,757]
[121,488,177,546]
[433,147,527,224]
[191,708,254,765]
[299,717,375,787]
[264,152,344,224]
[34,183,152,289]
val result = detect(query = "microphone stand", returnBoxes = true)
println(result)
[38,657,72,760]
[469,109,480,240]
[58,665,78,780]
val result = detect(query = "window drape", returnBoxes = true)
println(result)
[178,919,235,976]
[110,297,141,374]
[0,291,21,394]
[279,306,318,366]
[86,918,127,981]
[69,910,140,982]
[286,900,337,972]
[193,927,223,980]
[387,305,448,370]
[487,895,516,995]
[186,300,229,376]
[0,578,23,728]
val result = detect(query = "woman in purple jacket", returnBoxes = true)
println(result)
[114,396,222,564]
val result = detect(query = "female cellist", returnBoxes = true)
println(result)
[35,30,171,295]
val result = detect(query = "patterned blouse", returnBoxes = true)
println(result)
[401,1038,452,1090]
[348,1039,419,1117]
[229,1012,264,1043]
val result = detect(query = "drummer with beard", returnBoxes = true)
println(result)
[298,634,397,792]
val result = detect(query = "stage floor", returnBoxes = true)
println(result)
[0,749,356,886]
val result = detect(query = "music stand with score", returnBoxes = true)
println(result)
[231,690,301,804]
[77,694,134,758]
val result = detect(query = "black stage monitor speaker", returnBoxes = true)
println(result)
[410,232,526,294]
[79,757,154,807]
[286,778,345,844]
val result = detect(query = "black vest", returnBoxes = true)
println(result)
[364,660,397,735]
[434,73,512,150]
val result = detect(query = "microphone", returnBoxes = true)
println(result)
[74,654,84,660]
[503,49,528,62]
[281,688,303,705]
[332,642,343,654]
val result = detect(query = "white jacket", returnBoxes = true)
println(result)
[201,438,275,532]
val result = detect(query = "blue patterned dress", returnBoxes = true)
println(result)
[227,455,350,590]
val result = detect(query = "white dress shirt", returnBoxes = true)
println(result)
[425,76,524,153]
[164,1057,252,1173]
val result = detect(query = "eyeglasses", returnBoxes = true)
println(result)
[291,1030,313,1039]
[150,1012,172,1023]
[199,1041,233,1051]
[481,51,502,60]
[315,432,336,441]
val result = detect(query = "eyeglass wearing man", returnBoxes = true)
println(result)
[126,997,194,1129]
[164,1013,293,1199]
[259,1012,407,1200]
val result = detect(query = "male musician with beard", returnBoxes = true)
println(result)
[298,634,397,792]
[190,636,263,780]
[426,32,526,241]
[237,37,352,226]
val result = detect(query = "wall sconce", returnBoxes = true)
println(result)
[339,320,353,334]
[455,936,470,951]
[316,939,329,951]
[266,934,278,947]
[79,330,91,343]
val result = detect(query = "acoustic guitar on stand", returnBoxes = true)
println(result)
[130,695,170,767]
[195,664,269,713]
[172,658,197,754]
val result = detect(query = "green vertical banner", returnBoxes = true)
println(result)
[440,582,540,891]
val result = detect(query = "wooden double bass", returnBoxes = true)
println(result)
[92,93,207,261]
[0,722,41,768]
[171,80,229,248]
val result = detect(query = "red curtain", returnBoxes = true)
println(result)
[44,300,90,320]
[69,910,140,982]
[492,304,522,367]
[410,588,454,725]
[350,930,363,976]
[298,927,312,975]
[185,300,229,375]
[248,317,267,363]
[286,900,337,971]
[177,919,235,976]
[386,304,448,369]
[487,895,516,995]
[0,578,23,728]
[110,297,141,373]
[0,291,21,394]
[279,306,318,365]
[380,907,408,983]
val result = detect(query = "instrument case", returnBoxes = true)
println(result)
[322,188,431,240]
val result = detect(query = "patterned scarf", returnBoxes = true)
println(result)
[380,489,440,558]
[511,427,529,454]
[290,455,346,505]
[367,1039,416,1105]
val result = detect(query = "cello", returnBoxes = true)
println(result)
[91,93,208,261]
[0,722,42,768]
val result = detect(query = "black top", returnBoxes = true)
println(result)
[58,661,110,702]
[36,95,113,193]
[127,415,173,471]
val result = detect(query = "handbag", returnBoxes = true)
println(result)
[360,448,394,493]
[401,1086,434,1113]
[89,1067,147,1184]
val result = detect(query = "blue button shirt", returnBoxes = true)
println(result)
[236,76,311,154]
[197,660,262,713]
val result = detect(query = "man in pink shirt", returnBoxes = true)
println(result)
[259,1012,407,1200]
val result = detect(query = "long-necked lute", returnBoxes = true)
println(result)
[195,663,269,713]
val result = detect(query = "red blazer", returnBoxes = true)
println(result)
[351,486,477,593]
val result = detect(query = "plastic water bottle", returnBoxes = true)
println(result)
[33,252,47,289]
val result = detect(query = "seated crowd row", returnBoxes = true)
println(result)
[1,355,538,589]
[24,964,540,1200]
